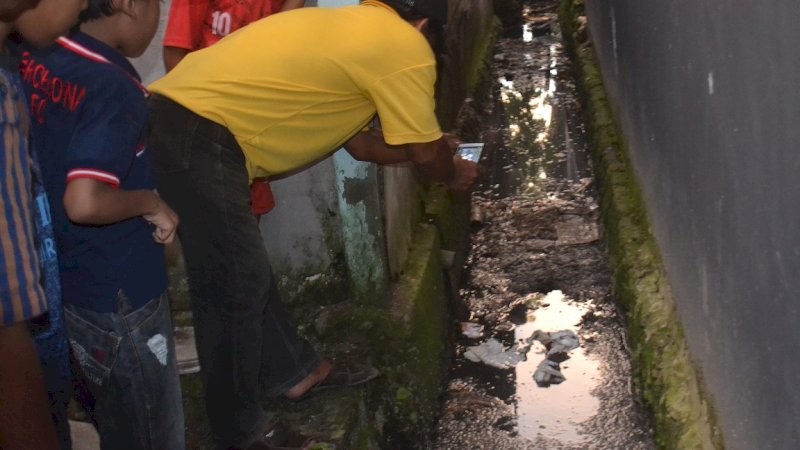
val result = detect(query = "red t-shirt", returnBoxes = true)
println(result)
[164,0,285,216]
[163,0,285,51]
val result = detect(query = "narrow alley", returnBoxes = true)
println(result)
[434,1,656,448]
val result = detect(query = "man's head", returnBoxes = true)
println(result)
[382,0,447,32]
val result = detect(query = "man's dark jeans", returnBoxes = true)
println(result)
[147,95,320,448]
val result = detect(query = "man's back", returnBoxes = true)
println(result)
[150,1,442,179]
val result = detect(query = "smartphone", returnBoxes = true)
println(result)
[456,143,484,163]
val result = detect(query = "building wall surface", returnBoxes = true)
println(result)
[582,2,800,448]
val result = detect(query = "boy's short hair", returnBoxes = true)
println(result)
[79,0,116,22]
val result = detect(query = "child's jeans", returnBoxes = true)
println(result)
[65,291,185,450]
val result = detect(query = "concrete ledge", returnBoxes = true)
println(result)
[383,223,449,444]
[281,221,454,449]
[558,1,723,449]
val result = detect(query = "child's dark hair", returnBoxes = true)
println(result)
[79,0,118,22]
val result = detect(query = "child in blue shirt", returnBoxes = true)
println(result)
[0,0,87,448]
[18,0,185,448]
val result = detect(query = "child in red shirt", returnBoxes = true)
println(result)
[162,0,305,216]
[162,0,305,71]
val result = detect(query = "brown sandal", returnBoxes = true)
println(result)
[289,359,379,402]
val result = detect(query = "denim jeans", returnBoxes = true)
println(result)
[147,95,320,449]
[65,292,185,450]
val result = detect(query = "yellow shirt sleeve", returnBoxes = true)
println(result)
[367,64,443,145]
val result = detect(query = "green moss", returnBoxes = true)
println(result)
[464,16,502,97]
[558,1,724,449]
[181,373,215,450]
[295,224,450,448]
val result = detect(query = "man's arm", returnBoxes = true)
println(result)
[344,131,482,192]
[344,130,409,165]
[0,322,61,450]
[64,178,179,244]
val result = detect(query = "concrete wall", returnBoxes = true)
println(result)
[581,2,800,448]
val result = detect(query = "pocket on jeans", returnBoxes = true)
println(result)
[64,308,122,387]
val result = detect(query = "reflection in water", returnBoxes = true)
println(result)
[523,23,533,42]
[513,291,600,443]
[488,38,586,198]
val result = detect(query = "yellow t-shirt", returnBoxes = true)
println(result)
[149,1,442,180]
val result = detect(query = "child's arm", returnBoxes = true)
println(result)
[64,178,179,244]
[280,0,306,12]
[0,322,61,450]
[161,0,204,72]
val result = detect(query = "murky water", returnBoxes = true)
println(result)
[514,291,599,443]
[434,1,656,449]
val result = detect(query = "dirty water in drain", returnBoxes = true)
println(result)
[433,1,656,449]
[513,291,598,443]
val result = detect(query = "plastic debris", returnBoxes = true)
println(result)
[464,338,527,369]
[531,329,580,358]
[555,215,599,245]
[461,322,484,339]
[494,321,516,332]
[530,329,581,387]
[533,359,566,387]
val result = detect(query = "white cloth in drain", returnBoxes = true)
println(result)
[531,329,580,357]
[460,322,484,339]
[533,359,566,386]
[464,338,527,369]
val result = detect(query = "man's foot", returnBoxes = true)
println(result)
[284,358,378,401]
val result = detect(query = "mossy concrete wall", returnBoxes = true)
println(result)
[558,1,721,449]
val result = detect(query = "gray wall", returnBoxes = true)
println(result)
[583,1,800,448]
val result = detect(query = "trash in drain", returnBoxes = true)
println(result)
[532,329,579,359]
[533,359,566,386]
[460,322,484,339]
[463,328,580,387]
[463,338,529,369]
[531,329,580,387]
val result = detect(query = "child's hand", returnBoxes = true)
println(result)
[144,194,179,244]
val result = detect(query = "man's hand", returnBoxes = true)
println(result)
[442,133,462,151]
[143,195,179,244]
[449,155,483,192]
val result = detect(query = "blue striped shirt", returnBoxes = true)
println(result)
[0,56,47,326]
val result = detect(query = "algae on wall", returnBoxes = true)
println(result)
[439,0,498,131]
[557,1,722,448]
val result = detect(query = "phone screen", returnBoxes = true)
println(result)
[456,143,484,162]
